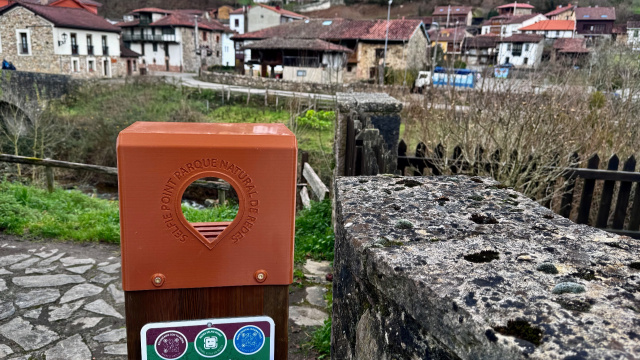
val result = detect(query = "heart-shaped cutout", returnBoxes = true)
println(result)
[175,173,244,249]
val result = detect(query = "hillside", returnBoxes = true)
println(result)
[99,0,635,22]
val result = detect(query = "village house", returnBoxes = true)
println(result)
[545,4,575,21]
[462,34,499,67]
[575,6,615,40]
[120,41,142,75]
[496,2,534,16]
[432,6,473,27]
[232,18,429,83]
[627,21,640,50]
[229,7,246,34]
[518,20,575,39]
[552,37,590,65]
[0,2,125,77]
[497,34,544,67]
[428,26,469,59]
[117,8,226,73]
[242,38,351,83]
[209,5,234,25]
[247,4,306,33]
[501,13,547,37]
[0,0,102,14]
[481,15,511,35]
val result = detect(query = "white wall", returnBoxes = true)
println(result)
[229,13,244,34]
[53,28,119,57]
[221,33,234,66]
[497,41,543,67]
[628,28,640,50]
[504,14,547,37]
[130,31,184,69]
[247,6,281,33]
[523,30,574,38]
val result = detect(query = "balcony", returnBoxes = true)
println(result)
[121,33,176,42]
[103,46,109,55]
[87,45,94,55]
[71,44,79,55]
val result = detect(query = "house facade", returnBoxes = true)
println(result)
[462,35,499,67]
[233,19,429,83]
[497,34,544,67]
[496,3,534,16]
[518,20,575,39]
[545,4,575,21]
[575,7,615,39]
[627,21,640,50]
[429,26,468,57]
[432,6,473,27]
[501,13,547,37]
[118,8,225,73]
[246,4,306,33]
[0,2,124,78]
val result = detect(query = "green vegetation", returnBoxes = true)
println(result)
[0,180,120,242]
[311,288,333,358]
[181,203,239,223]
[294,199,334,263]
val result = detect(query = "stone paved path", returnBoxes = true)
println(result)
[0,235,331,359]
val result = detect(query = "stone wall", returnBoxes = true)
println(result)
[199,70,407,95]
[332,175,640,359]
[180,28,223,73]
[355,33,428,81]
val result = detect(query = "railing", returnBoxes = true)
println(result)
[71,45,78,55]
[121,33,176,42]
[87,45,94,55]
[283,56,320,67]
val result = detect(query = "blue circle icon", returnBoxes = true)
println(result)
[233,325,265,355]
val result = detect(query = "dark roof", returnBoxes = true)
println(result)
[242,38,353,52]
[129,7,173,14]
[233,18,425,42]
[230,8,244,14]
[554,38,589,53]
[254,4,305,19]
[120,42,141,57]
[498,34,544,42]
[150,13,226,31]
[575,7,615,21]
[627,21,640,28]
[116,19,139,27]
[463,34,499,48]
[433,5,472,16]
[545,4,574,17]
[0,2,120,32]
[21,0,102,6]
[503,13,540,25]
[612,24,626,34]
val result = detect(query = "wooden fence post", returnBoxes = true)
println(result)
[596,154,620,228]
[559,152,580,219]
[612,155,636,229]
[576,154,600,224]
[45,164,54,193]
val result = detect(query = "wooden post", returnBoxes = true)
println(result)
[219,189,226,205]
[45,165,54,193]
[247,88,251,105]
[265,89,268,106]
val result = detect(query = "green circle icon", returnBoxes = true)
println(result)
[194,328,227,358]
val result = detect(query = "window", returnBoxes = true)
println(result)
[72,58,79,72]
[203,32,207,41]
[297,70,306,77]
[369,67,376,79]
[524,44,530,51]
[507,43,511,51]
[635,30,639,38]
[70,33,78,55]
[505,56,510,64]
[162,28,175,35]
[523,57,528,65]
[133,61,137,71]
[141,42,145,55]
[87,35,93,55]
[153,43,158,52]
[234,19,239,27]
[88,59,95,72]
[216,35,220,43]
[512,43,522,56]
[550,31,556,37]
[102,35,108,55]
[375,48,384,59]
[347,65,353,72]
[18,32,29,55]
[216,51,220,57]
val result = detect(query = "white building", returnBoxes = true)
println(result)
[518,20,575,39]
[229,7,246,34]
[627,21,640,50]
[501,14,547,37]
[497,34,544,67]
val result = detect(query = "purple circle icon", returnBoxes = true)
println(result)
[154,330,188,360]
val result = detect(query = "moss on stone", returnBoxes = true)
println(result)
[536,263,559,274]
[395,219,414,230]
[469,195,484,201]
[494,319,544,346]
[552,282,586,294]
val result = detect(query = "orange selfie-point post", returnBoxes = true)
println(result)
[117,122,297,359]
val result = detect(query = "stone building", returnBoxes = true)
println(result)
[233,19,429,83]
[0,2,125,78]
[118,8,226,73]
[432,6,473,27]
[496,2,534,16]
[246,4,306,33]
[545,4,576,21]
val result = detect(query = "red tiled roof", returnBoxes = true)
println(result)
[496,2,535,9]
[230,8,244,14]
[428,26,466,43]
[242,38,353,52]
[498,34,544,42]
[255,4,305,19]
[519,20,574,31]
[129,7,173,15]
[503,13,541,25]
[575,7,615,21]
[554,38,589,53]
[432,5,472,16]
[545,4,574,17]
[233,18,425,42]
[0,2,119,32]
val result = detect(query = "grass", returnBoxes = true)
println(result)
[294,199,334,263]
[311,287,333,358]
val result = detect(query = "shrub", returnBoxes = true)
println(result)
[295,199,334,263]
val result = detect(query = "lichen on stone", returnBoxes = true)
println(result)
[552,282,586,294]
[536,263,559,274]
